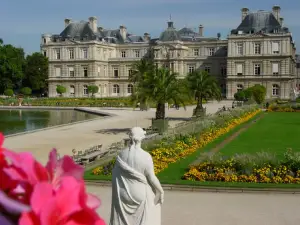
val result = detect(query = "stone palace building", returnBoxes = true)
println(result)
[41,5,297,99]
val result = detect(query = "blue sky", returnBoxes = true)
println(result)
[0,0,299,54]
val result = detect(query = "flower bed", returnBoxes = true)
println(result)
[267,103,300,112]
[91,107,261,176]
[183,150,300,184]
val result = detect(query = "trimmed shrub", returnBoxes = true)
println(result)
[20,87,32,96]
[4,89,14,97]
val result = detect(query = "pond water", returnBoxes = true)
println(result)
[0,109,100,135]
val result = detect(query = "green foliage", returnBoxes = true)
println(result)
[4,89,14,97]
[131,54,187,119]
[20,87,32,96]
[56,85,66,96]
[0,40,25,93]
[251,85,266,104]
[234,91,245,101]
[186,70,221,116]
[23,52,48,93]
[87,85,99,97]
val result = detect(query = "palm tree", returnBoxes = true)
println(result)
[186,70,222,116]
[133,67,187,119]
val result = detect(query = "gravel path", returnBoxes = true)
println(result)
[3,101,232,164]
[88,185,300,225]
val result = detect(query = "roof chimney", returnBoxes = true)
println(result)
[119,25,127,41]
[89,16,98,33]
[64,18,72,28]
[279,17,284,26]
[143,33,150,42]
[199,25,204,37]
[272,5,281,21]
[241,8,249,21]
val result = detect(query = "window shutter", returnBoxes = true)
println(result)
[236,64,243,74]
[272,42,279,52]
[272,63,279,73]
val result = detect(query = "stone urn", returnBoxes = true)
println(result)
[18,98,23,106]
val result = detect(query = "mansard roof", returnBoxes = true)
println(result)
[231,10,289,35]
[56,20,146,44]
[60,21,96,40]
[159,21,181,42]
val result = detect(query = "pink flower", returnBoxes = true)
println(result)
[19,176,106,225]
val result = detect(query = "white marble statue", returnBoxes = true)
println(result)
[110,127,164,225]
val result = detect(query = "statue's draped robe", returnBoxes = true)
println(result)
[110,156,161,225]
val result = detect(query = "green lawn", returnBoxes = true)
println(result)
[157,113,262,182]
[219,112,300,156]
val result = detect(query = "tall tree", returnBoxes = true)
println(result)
[132,67,186,119]
[186,70,222,116]
[0,40,25,93]
[23,52,48,94]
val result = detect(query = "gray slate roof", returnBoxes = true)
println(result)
[159,21,181,42]
[231,10,289,34]
[55,20,145,44]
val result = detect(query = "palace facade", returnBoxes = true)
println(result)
[41,5,297,99]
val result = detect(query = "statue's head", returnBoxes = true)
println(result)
[129,127,146,143]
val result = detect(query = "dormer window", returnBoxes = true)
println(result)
[43,38,46,44]
[274,29,279,33]
[238,31,243,34]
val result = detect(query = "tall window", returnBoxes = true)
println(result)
[220,65,227,77]
[254,64,261,75]
[134,50,140,58]
[83,85,88,96]
[68,67,74,77]
[254,43,261,54]
[98,66,101,76]
[188,65,195,73]
[83,67,88,77]
[55,67,61,77]
[208,48,215,56]
[113,68,119,78]
[194,49,199,56]
[272,63,279,75]
[272,42,279,54]
[128,69,133,77]
[237,43,243,55]
[55,49,61,59]
[69,49,74,59]
[204,66,211,74]
[82,48,88,59]
[121,51,126,58]
[236,64,243,75]
[237,84,243,92]
[43,51,47,57]
[70,85,75,96]
[127,84,133,94]
[272,84,280,96]
[104,66,107,76]
[113,84,120,94]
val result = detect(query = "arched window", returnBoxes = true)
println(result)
[70,85,75,96]
[98,85,101,93]
[83,85,88,95]
[113,84,120,94]
[237,84,243,92]
[127,84,133,94]
[272,84,280,96]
